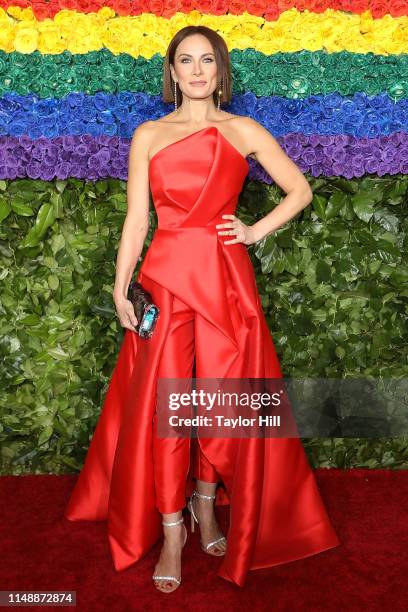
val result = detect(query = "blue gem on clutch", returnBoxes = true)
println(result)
[139,305,160,339]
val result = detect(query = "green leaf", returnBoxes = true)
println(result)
[34,202,55,237]
[0,198,11,222]
[312,194,326,220]
[51,233,66,255]
[351,193,375,222]
[389,269,408,286]
[38,426,54,446]
[20,314,41,326]
[47,346,70,360]
[373,207,400,233]
[316,260,331,283]
[326,192,347,219]
[11,201,35,216]
[335,346,346,359]
[48,274,60,290]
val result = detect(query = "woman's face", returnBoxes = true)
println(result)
[170,34,219,102]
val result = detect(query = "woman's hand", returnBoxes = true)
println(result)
[114,295,139,333]
[216,214,257,245]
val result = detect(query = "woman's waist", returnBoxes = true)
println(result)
[154,225,218,233]
[141,225,247,269]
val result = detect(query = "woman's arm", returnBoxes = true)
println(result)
[243,118,313,244]
[113,123,151,331]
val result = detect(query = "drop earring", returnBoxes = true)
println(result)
[174,80,178,111]
[217,78,223,111]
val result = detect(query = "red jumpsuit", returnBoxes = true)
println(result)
[64,126,340,586]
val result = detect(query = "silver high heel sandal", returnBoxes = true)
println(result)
[152,517,187,592]
[187,490,227,556]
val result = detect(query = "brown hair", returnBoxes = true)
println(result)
[162,26,232,108]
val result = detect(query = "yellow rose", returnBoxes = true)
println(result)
[39,22,60,36]
[88,33,103,47]
[241,12,264,28]
[6,6,22,20]
[97,7,116,22]
[360,10,374,34]
[201,15,223,31]
[102,31,126,55]
[56,24,72,45]
[14,27,38,53]
[140,13,162,30]
[169,13,190,31]
[281,39,302,53]
[0,25,14,53]
[242,23,261,38]
[54,10,78,27]
[20,7,35,22]
[393,28,407,44]
[267,24,285,41]
[39,32,63,54]
[228,35,248,52]
[141,41,159,59]
[184,10,202,26]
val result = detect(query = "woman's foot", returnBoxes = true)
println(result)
[190,491,227,556]
[153,518,187,593]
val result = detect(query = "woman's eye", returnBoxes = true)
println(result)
[180,58,214,63]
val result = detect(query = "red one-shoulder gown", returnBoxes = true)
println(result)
[64,126,340,587]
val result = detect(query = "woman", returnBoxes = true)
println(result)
[64,25,340,593]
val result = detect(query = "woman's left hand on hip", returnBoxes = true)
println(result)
[216,214,256,246]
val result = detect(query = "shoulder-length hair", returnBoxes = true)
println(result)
[162,26,232,108]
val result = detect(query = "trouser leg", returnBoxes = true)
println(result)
[192,438,219,483]
[152,294,195,514]
[192,313,230,487]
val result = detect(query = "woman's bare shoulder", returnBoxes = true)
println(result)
[146,112,180,127]
[231,115,266,135]
[220,115,265,160]
[131,115,181,145]
[129,120,165,159]
[131,120,157,139]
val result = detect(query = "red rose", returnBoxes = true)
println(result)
[341,0,371,12]
[389,0,407,17]
[264,5,280,21]
[32,1,51,20]
[227,0,247,16]
[162,0,177,18]
[199,0,214,13]
[246,0,268,17]
[370,0,390,19]
[309,0,331,14]
[148,0,165,17]
[277,0,297,12]
[178,0,196,13]
[211,0,230,16]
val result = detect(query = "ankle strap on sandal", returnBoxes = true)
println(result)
[162,517,184,527]
[192,490,216,500]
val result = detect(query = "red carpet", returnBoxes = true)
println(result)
[0,469,406,611]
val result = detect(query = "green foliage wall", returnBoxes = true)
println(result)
[1,174,407,474]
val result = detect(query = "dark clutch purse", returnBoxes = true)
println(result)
[127,280,160,339]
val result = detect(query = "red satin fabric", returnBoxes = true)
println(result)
[64,126,340,586]
[152,292,220,513]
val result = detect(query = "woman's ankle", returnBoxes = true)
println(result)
[162,510,183,523]
[195,479,218,498]
[160,510,185,544]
